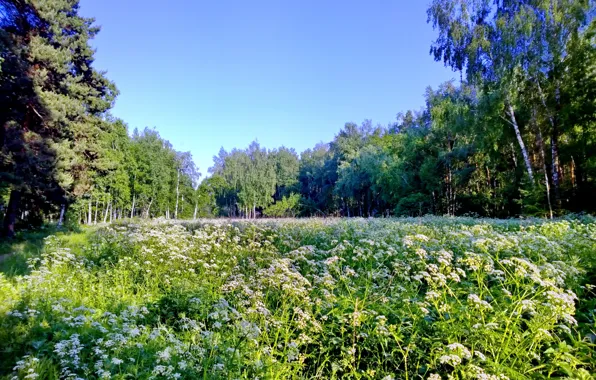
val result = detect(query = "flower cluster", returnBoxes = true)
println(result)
[1,217,594,379]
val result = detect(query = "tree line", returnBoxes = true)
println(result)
[203,0,596,219]
[1,0,595,235]
[0,0,200,236]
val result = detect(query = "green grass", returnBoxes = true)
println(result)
[0,226,92,277]
[0,217,595,379]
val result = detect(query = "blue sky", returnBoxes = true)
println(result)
[79,0,456,178]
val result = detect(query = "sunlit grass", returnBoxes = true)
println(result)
[1,217,595,379]
[0,226,93,277]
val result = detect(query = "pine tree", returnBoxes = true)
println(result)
[1,0,117,235]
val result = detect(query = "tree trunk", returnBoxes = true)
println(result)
[507,104,534,182]
[146,199,153,219]
[103,200,110,223]
[193,201,198,220]
[570,156,577,190]
[535,121,554,219]
[3,189,21,238]
[94,197,99,224]
[551,128,561,209]
[88,197,92,225]
[57,204,66,228]
[174,169,180,219]
[535,78,561,208]
[130,194,136,219]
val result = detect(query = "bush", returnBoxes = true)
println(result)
[263,193,301,218]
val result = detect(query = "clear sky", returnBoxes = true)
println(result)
[79,0,456,177]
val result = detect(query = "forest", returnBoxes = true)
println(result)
[1,1,596,379]
[2,0,596,237]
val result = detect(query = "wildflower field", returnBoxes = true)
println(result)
[1,218,595,379]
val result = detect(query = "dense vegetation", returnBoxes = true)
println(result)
[2,2,596,378]
[1,0,596,236]
[205,0,596,219]
[1,217,595,379]
[0,0,201,236]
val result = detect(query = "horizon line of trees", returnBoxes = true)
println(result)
[2,0,595,236]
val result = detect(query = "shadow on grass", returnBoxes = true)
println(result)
[0,225,87,278]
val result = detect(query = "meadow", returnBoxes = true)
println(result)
[1,217,595,379]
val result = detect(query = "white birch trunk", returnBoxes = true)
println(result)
[103,200,110,223]
[94,198,99,224]
[536,124,554,219]
[88,197,92,225]
[507,104,534,182]
[146,199,153,219]
[536,79,560,206]
[130,194,136,219]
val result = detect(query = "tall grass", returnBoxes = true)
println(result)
[1,217,595,379]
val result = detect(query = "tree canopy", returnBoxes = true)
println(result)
[0,0,201,235]
[203,0,595,219]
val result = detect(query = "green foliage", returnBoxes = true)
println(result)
[298,143,337,216]
[427,0,596,215]
[209,141,282,218]
[263,193,301,217]
[0,1,201,234]
[395,193,432,216]
[1,218,595,378]
[271,147,300,199]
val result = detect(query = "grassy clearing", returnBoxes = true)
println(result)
[1,217,595,379]
[0,226,92,277]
